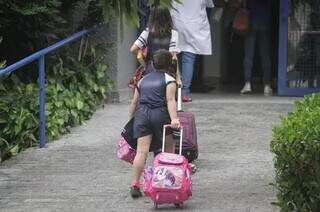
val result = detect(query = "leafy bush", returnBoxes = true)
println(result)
[0,0,102,82]
[271,93,320,211]
[0,46,113,161]
[0,1,63,65]
[100,0,179,25]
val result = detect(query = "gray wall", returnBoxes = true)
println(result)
[98,20,137,103]
[116,24,137,101]
[203,8,224,86]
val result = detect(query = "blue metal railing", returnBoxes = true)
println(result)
[0,29,90,148]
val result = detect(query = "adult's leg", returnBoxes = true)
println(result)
[181,51,197,97]
[243,30,257,83]
[132,135,152,184]
[258,29,272,85]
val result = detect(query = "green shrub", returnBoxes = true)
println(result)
[271,93,320,211]
[0,46,113,161]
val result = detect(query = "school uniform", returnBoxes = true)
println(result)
[133,29,180,75]
[133,71,176,151]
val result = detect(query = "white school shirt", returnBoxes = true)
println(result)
[171,0,214,55]
[133,29,180,53]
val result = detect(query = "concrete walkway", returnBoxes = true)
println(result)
[0,93,297,212]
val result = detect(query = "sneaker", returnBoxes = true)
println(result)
[182,96,192,102]
[264,84,273,96]
[240,82,252,94]
[130,186,142,198]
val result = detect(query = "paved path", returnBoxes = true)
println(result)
[0,93,297,212]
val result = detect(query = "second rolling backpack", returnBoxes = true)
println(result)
[174,87,198,162]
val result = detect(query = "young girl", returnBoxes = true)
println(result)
[130,6,180,75]
[128,49,180,198]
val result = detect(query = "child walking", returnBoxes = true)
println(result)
[128,49,180,198]
[130,6,180,75]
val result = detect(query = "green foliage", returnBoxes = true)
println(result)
[0,1,64,58]
[0,0,179,161]
[99,0,181,27]
[0,45,113,161]
[0,60,6,69]
[0,0,181,69]
[98,0,181,40]
[7,1,61,15]
[271,93,320,211]
[0,0,101,78]
[0,37,5,69]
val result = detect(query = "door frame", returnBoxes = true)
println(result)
[278,0,320,96]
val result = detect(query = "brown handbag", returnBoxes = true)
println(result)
[232,1,250,36]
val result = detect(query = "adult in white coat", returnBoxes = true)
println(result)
[171,0,214,102]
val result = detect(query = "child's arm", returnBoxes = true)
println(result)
[171,52,178,60]
[130,44,140,55]
[129,88,140,119]
[130,30,148,55]
[166,83,180,129]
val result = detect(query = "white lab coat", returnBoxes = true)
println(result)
[171,0,214,55]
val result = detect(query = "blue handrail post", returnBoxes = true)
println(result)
[38,55,46,148]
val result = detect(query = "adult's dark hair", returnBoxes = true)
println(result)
[153,49,176,77]
[147,7,173,39]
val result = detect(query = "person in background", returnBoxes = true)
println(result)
[171,0,214,102]
[130,6,180,75]
[128,49,180,198]
[240,0,273,96]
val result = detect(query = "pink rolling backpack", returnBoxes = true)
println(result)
[143,125,192,208]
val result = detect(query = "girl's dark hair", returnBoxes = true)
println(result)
[153,49,176,78]
[147,7,173,39]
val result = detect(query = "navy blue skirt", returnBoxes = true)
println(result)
[133,104,172,152]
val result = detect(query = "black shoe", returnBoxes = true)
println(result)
[130,186,142,198]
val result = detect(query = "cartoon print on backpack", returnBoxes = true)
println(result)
[152,166,184,189]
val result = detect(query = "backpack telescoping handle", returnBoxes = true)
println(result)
[162,125,183,155]
[177,86,182,111]
[176,58,182,112]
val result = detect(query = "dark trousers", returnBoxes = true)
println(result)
[243,28,272,84]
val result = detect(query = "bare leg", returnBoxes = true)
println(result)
[132,134,152,184]
[164,134,175,153]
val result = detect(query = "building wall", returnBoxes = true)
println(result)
[117,24,137,101]
[203,8,224,87]
[203,8,223,83]
[84,16,137,103]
